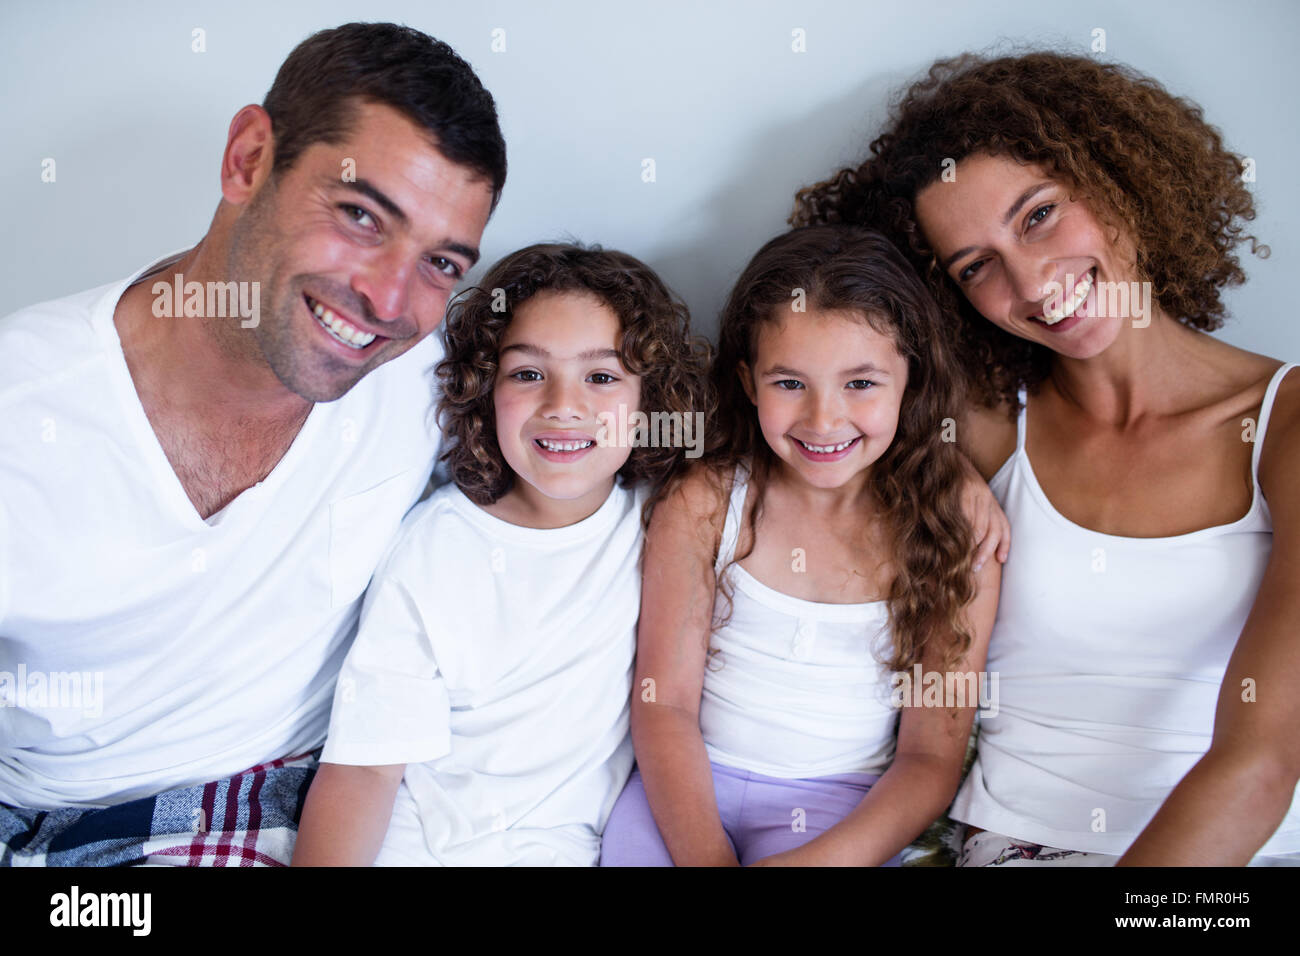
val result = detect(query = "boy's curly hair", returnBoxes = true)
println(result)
[791,50,1266,411]
[704,225,976,673]
[435,242,712,523]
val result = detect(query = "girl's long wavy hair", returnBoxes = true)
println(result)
[703,225,976,672]
[791,50,1266,411]
[435,242,712,527]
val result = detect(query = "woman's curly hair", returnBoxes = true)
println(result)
[704,225,976,673]
[435,242,712,524]
[791,50,1266,411]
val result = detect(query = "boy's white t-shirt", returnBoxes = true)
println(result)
[321,480,644,866]
[0,251,442,808]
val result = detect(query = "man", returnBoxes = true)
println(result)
[0,22,505,865]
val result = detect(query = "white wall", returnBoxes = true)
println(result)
[3,0,1296,357]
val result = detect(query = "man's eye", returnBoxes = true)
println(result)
[341,204,376,229]
[510,369,542,382]
[430,256,462,279]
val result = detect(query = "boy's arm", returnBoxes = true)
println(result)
[292,762,405,866]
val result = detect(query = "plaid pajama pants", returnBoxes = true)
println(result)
[0,749,321,867]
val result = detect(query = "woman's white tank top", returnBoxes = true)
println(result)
[698,458,901,778]
[950,362,1300,856]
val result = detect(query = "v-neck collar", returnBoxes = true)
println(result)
[90,249,326,531]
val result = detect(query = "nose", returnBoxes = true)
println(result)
[806,388,844,436]
[1004,253,1057,307]
[351,244,415,324]
[539,374,589,422]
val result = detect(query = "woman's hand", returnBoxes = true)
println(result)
[958,458,1011,571]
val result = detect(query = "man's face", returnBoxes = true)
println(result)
[227,100,496,402]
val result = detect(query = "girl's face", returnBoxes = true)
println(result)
[914,152,1142,360]
[493,290,642,521]
[739,308,909,491]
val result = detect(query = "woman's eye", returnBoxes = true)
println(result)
[510,369,542,382]
[775,379,804,390]
[588,372,618,385]
[1027,203,1055,227]
[847,380,876,390]
[957,259,984,282]
[341,204,376,229]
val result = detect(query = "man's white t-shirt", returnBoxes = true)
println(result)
[0,251,442,808]
[321,480,643,866]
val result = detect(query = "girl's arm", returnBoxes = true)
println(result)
[751,508,1002,867]
[291,761,405,866]
[1119,380,1300,865]
[631,467,738,866]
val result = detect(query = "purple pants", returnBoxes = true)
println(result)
[599,761,904,866]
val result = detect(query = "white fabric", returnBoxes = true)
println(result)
[699,459,900,778]
[0,250,441,808]
[951,362,1300,858]
[321,480,642,866]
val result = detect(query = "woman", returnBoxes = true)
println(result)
[792,51,1300,866]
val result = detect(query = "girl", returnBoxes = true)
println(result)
[292,242,710,866]
[599,225,1002,867]
[792,51,1300,866]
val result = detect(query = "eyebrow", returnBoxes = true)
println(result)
[762,363,890,377]
[499,344,621,361]
[330,177,481,268]
[938,181,1055,273]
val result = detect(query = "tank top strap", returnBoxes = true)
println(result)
[1252,362,1299,483]
[714,457,752,577]
[1014,386,1029,452]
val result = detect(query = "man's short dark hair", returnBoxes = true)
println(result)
[262,22,507,210]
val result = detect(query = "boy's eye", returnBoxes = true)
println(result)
[588,372,618,385]
[775,379,804,390]
[510,369,542,382]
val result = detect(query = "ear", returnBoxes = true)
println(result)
[737,361,757,406]
[220,105,276,207]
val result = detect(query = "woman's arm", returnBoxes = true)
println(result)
[631,467,739,866]
[1119,379,1300,865]
[752,510,1002,867]
[291,761,405,866]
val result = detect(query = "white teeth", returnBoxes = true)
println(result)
[537,439,594,452]
[1041,270,1095,324]
[307,296,377,349]
[797,437,857,454]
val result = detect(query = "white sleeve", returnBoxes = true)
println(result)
[320,551,452,767]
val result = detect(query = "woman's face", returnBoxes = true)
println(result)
[914,152,1141,360]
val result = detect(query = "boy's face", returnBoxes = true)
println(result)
[228,100,496,402]
[493,290,642,519]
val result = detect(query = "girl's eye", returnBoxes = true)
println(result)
[510,369,542,382]
[1027,202,1055,228]
[775,379,804,390]
[341,204,376,230]
[847,380,876,390]
[588,372,618,385]
[429,256,462,279]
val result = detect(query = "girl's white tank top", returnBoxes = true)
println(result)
[698,458,901,779]
[950,362,1300,856]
